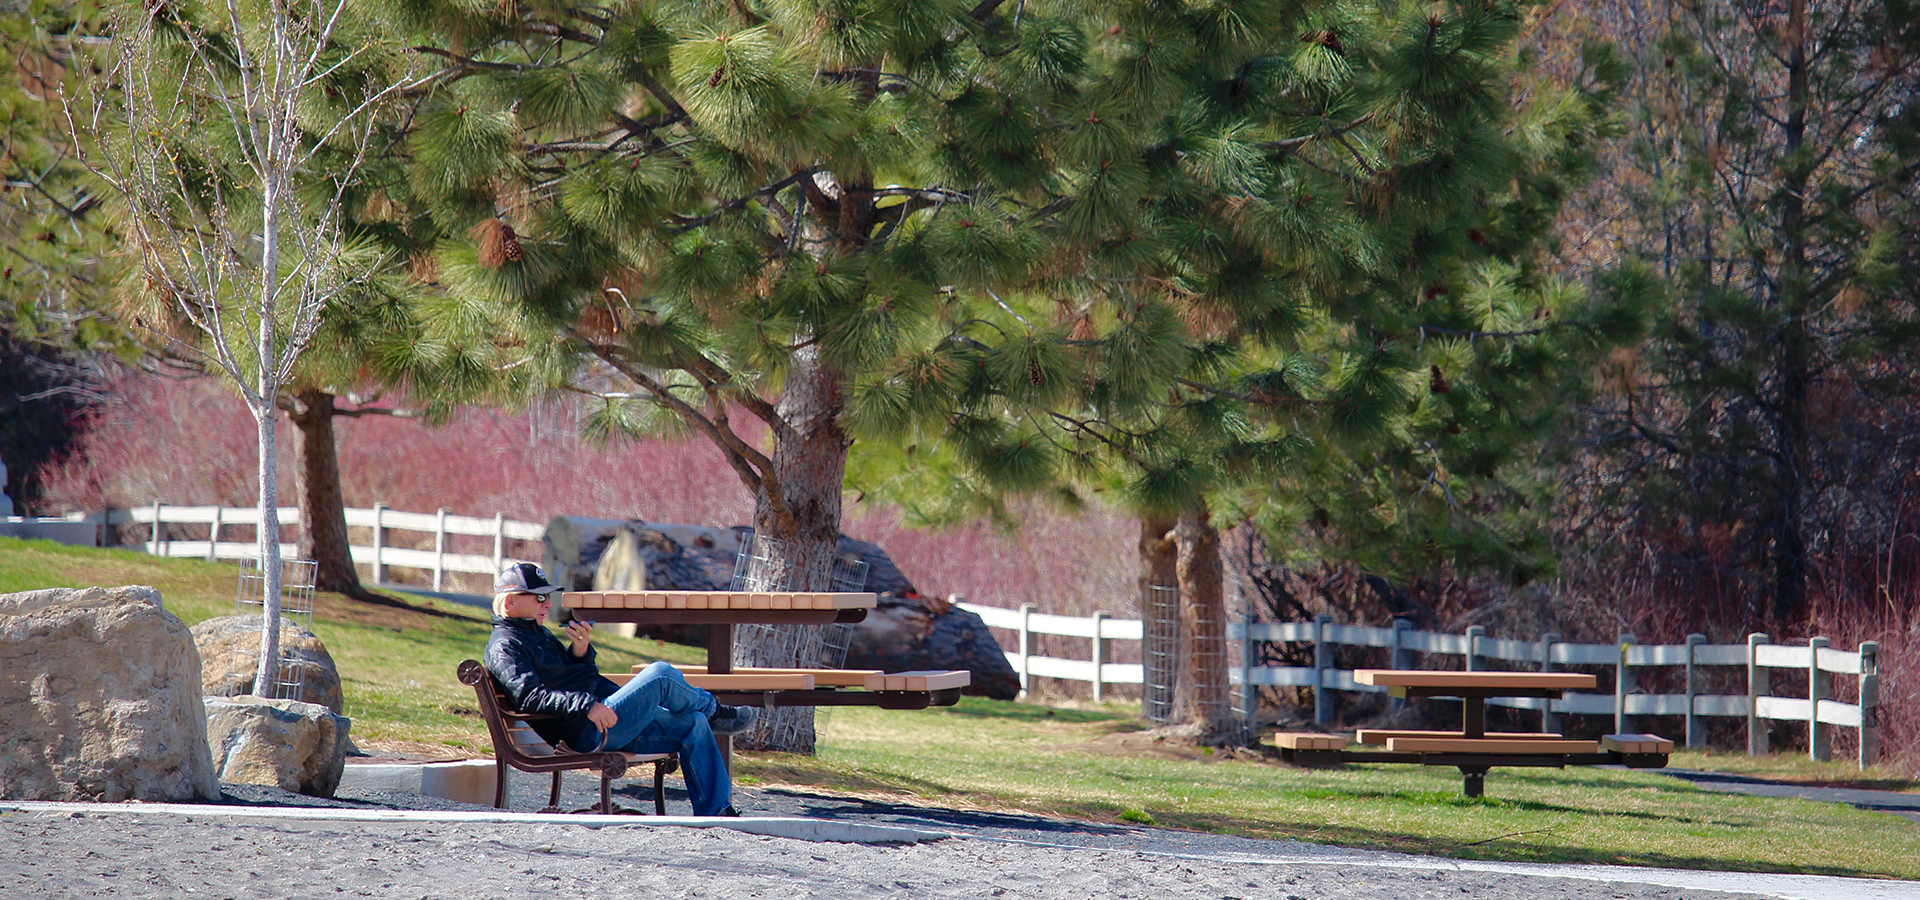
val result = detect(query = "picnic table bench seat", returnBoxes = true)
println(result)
[1356,729,1567,745]
[457,660,678,815]
[1602,733,1676,754]
[673,665,881,687]
[1273,732,1346,751]
[620,665,973,694]
[1384,736,1601,754]
[1274,726,1674,797]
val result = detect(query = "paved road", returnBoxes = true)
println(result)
[1660,768,1920,825]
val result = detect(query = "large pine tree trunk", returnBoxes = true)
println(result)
[1175,504,1234,741]
[750,347,849,590]
[1139,513,1178,721]
[289,388,377,601]
[736,346,851,753]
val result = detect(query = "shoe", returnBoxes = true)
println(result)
[719,805,742,817]
[708,704,759,736]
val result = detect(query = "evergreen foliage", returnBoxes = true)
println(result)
[853,0,1627,590]
[1559,0,1920,626]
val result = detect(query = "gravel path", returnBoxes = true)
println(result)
[4,772,1914,900]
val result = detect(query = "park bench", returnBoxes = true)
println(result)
[456,660,678,815]
[1274,669,1674,796]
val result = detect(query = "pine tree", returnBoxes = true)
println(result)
[1,1,122,512]
[1555,0,1920,626]
[386,0,1187,588]
[848,0,1623,738]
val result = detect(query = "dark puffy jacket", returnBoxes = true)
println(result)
[483,615,617,750]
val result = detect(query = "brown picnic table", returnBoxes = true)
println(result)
[1275,669,1673,797]
[562,590,969,765]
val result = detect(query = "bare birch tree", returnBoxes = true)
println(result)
[74,0,400,692]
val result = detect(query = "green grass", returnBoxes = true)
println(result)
[7,536,1917,879]
[759,700,1920,879]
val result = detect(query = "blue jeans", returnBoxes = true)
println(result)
[591,661,731,816]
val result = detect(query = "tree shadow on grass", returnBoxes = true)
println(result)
[926,700,1122,725]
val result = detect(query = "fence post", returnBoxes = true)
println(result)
[1464,625,1486,672]
[148,501,165,555]
[1685,633,1707,748]
[1312,613,1332,726]
[1616,632,1636,736]
[1859,641,1880,768]
[1539,631,1560,734]
[1091,610,1108,703]
[1808,635,1830,762]
[1747,632,1770,756]
[1240,607,1255,721]
[431,508,449,592]
[371,503,388,584]
[206,507,222,562]
[1017,603,1035,696]
[1390,618,1413,716]
[492,513,506,576]
[99,506,121,547]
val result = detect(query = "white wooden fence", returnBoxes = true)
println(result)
[957,601,1146,702]
[26,505,1885,767]
[107,503,546,591]
[959,603,1883,768]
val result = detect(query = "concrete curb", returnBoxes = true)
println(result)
[0,801,951,845]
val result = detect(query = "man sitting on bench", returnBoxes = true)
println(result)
[484,563,758,816]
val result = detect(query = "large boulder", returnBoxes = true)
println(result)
[191,615,344,715]
[542,516,1017,697]
[0,585,219,802]
[844,593,1021,700]
[544,518,918,595]
[204,696,352,798]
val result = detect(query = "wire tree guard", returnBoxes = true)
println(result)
[727,534,870,753]
[233,556,319,703]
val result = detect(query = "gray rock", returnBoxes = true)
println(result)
[191,615,344,715]
[0,585,219,802]
[204,696,352,798]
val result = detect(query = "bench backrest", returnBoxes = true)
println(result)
[458,659,564,758]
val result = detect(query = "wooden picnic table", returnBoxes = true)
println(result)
[1353,669,1597,740]
[1277,669,1672,797]
[562,590,968,765]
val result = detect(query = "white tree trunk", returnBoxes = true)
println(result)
[252,399,284,695]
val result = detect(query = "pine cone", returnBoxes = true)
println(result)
[1027,357,1045,387]
[1429,364,1450,395]
[471,218,521,270]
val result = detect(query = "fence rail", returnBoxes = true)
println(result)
[957,601,1145,701]
[958,602,1883,768]
[72,503,548,591]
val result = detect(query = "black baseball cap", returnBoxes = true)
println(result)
[495,562,562,595]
